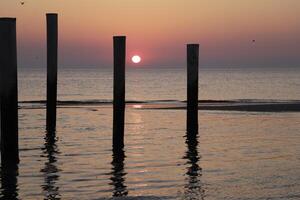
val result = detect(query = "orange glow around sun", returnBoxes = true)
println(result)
[132,55,141,63]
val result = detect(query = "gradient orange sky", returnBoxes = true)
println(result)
[1,0,300,67]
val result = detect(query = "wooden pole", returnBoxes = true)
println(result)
[113,36,126,150]
[46,13,58,131]
[186,44,199,134]
[0,18,19,164]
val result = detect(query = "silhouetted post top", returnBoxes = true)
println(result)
[0,18,16,21]
[46,13,58,16]
[113,36,126,40]
[187,44,200,47]
[46,13,58,22]
[113,35,126,37]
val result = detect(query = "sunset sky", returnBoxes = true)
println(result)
[1,0,300,67]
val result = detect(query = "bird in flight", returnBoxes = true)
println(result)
[252,39,256,43]
[20,1,25,5]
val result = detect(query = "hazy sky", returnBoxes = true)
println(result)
[1,0,300,67]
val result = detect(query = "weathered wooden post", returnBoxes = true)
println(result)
[113,36,126,150]
[0,18,19,164]
[186,44,199,134]
[46,13,58,131]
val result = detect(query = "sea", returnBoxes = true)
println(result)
[1,66,300,199]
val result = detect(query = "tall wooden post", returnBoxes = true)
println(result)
[113,36,126,150]
[46,13,58,131]
[186,44,199,134]
[0,18,19,164]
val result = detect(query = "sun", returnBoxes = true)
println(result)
[131,55,141,64]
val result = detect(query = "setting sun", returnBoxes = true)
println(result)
[132,55,141,64]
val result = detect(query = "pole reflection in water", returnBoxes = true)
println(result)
[183,129,205,199]
[0,163,19,200]
[110,148,128,197]
[40,130,61,199]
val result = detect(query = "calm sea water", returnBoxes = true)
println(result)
[18,66,300,101]
[1,66,300,199]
